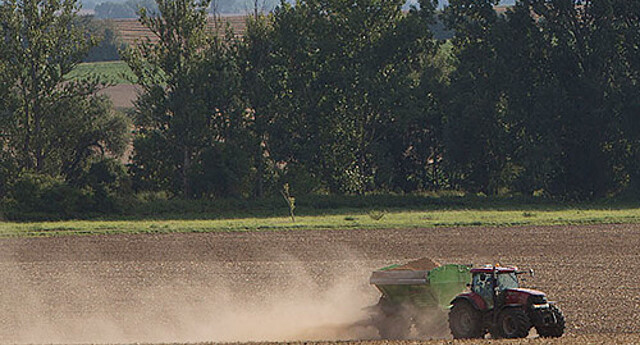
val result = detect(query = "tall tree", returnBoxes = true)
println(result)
[442,0,510,194]
[124,0,247,198]
[0,0,129,179]
[239,14,280,197]
[376,0,448,192]
[252,0,442,194]
[442,0,640,198]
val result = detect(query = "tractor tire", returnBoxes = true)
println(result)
[535,304,565,338]
[492,308,532,339]
[448,300,484,339]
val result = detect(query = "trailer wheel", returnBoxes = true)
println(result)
[414,307,449,338]
[372,298,411,339]
[535,305,565,338]
[375,313,411,339]
[492,308,531,338]
[449,300,484,339]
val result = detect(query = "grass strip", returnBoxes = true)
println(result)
[2,207,640,238]
[68,61,135,85]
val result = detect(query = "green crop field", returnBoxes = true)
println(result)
[68,61,135,85]
[3,203,640,238]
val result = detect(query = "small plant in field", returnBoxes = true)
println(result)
[281,183,296,222]
[368,210,386,221]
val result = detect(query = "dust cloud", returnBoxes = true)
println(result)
[0,255,383,344]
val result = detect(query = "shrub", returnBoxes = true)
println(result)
[4,173,92,220]
[83,158,131,212]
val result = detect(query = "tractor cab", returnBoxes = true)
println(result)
[470,266,528,309]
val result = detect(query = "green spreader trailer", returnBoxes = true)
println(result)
[368,261,472,339]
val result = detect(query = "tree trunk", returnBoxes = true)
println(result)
[30,59,43,172]
[254,137,264,198]
[34,109,42,172]
[182,145,191,198]
[23,102,32,170]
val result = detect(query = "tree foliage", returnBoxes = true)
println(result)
[123,0,249,198]
[240,0,445,194]
[4,0,640,218]
[123,0,640,200]
[441,0,640,198]
[0,0,130,216]
[0,0,129,181]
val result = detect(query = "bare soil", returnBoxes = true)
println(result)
[99,84,138,109]
[1,224,639,344]
[110,17,247,46]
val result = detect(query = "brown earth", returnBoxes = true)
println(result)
[109,17,247,46]
[1,224,639,344]
[99,84,138,109]
[388,257,440,271]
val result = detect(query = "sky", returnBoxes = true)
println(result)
[80,0,518,12]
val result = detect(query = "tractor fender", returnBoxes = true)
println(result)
[451,292,486,311]
[502,304,527,310]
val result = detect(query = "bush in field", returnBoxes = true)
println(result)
[4,174,90,219]
[82,158,131,212]
[3,158,131,219]
[0,157,17,200]
[189,144,253,198]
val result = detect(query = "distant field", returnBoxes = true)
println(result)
[4,205,640,237]
[69,61,135,85]
[108,16,247,46]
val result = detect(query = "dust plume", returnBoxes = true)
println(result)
[0,253,382,344]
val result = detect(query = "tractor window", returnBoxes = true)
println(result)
[497,273,519,290]
[472,273,494,308]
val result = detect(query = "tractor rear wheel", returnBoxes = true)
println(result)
[492,308,531,339]
[448,300,484,339]
[535,304,565,338]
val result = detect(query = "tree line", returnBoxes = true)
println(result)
[92,0,279,19]
[1,0,639,218]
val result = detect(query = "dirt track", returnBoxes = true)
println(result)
[1,224,639,344]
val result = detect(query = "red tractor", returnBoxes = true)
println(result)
[448,265,565,339]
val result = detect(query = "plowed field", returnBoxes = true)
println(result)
[110,16,247,46]
[1,224,639,344]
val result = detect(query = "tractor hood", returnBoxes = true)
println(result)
[504,288,547,305]
[507,288,546,297]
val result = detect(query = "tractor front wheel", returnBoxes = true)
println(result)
[448,300,484,339]
[535,304,565,338]
[492,308,531,339]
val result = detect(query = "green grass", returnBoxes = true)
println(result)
[68,61,134,85]
[3,205,640,238]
